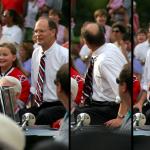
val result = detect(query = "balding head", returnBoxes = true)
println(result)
[81,22,105,49]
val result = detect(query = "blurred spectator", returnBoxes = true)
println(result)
[0,9,23,45]
[0,113,25,150]
[94,9,112,42]
[107,0,123,16]
[49,9,68,45]
[24,0,38,41]
[45,0,63,11]
[18,42,34,82]
[135,28,147,45]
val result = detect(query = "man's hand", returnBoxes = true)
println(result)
[133,102,143,113]
[104,117,123,128]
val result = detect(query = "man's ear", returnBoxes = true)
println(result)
[57,82,62,93]
[121,82,127,93]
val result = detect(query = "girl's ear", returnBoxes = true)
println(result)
[12,55,17,62]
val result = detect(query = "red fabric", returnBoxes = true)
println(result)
[8,67,30,104]
[52,119,62,129]
[133,75,141,105]
[1,0,24,15]
[71,67,84,105]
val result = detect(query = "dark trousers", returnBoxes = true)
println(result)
[74,100,119,125]
[20,101,66,126]
[142,102,150,125]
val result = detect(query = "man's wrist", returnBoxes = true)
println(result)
[117,113,125,119]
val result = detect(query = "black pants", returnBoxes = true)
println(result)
[20,101,66,126]
[142,102,150,125]
[74,100,119,125]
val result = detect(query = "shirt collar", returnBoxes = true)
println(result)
[92,43,106,57]
[41,41,57,56]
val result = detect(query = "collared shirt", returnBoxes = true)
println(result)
[91,43,127,102]
[134,40,150,64]
[142,50,150,93]
[30,41,68,102]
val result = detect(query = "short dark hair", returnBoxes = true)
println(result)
[56,63,69,96]
[112,22,126,34]
[119,63,131,96]
[81,23,105,46]
[94,9,108,19]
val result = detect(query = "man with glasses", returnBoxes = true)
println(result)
[23,17,68,125]
[116,63,131,131]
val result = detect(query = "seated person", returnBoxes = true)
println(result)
[54,63,69,146]
[0,76,22,121]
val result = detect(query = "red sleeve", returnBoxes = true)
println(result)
[8,68,30,104]
[71,67,84,105]
[133,79,141,105]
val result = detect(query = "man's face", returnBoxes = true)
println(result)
[34,19,56,47]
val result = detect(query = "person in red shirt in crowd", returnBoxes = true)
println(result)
[133,75,141,105]
[71,57,84,105]
[0,43,30,112]
[1,0,26,16]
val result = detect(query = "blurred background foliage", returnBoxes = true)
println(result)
[136,0,150,28]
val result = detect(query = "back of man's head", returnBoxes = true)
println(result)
[81,22,105,47]
[56,63,69,97]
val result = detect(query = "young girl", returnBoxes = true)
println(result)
[0,43,30,111]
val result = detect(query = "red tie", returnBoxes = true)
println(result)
[34,54,46,106]
[83,57,94,104]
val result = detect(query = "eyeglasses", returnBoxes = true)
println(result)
[54,79,59,86]
[116,78,120,84]
[112,29,120,33]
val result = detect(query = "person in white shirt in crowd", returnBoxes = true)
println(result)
[49,9,68,45]
[134,25,150,67]
[74,22,127,125]
[134,49,150,125]
[0,9,23,45]
[24,17,68,125]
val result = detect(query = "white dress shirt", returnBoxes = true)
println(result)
[92,43,127,102]
[142,50,150,93]
[134,40,150,64]
[30,41,68,102]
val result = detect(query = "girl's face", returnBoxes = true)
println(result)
[0,47,16,70]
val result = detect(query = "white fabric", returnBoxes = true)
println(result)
[134,40,150,64]
[30,41,68,102]
[79,44,92,59]
[142,50,150,92]
[0,25,23,44]
[0,113,25,150]
[91,43,127,102]
[71,78,78,101]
